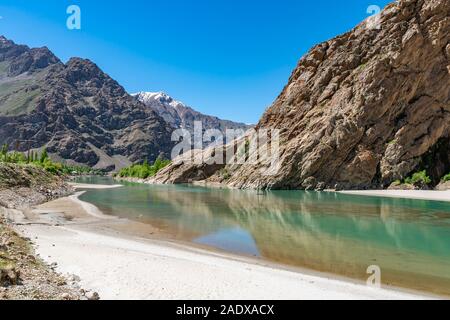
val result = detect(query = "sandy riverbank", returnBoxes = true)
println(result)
[68,182,123,190]
[340,190,450,202]
[13,184,433,300]
[0,165,89,300]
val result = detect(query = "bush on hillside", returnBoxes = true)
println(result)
[118,158,171,179]
[442,173,450,183]
[0,144,102,176]
[404,170,432,186]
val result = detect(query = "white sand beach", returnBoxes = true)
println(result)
[12,184,434,300]
[20,223,430,300]
[68,182,123,190]
[340,190,450,202]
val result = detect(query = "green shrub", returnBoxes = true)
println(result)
[404,170,432,186]
[0,147,103,177]
[442,173,450,183]
[220,168,231,180]
[43,159,63,175]
[388,139,397,145]
[118,158,171,179]
[40,148,48,163]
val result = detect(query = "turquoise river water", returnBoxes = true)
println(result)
[76,176,450,296]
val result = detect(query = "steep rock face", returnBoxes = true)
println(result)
[152,0,450,190]
[235,0,450,190]
[133,92,252,147]
[0,37,174,170]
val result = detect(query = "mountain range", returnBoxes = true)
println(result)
[0,36,248,170]
[1,0,448,189]
[133,91,252,145]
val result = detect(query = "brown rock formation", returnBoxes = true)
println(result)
[152,0,450,190]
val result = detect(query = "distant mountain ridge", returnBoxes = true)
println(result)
[0,36,174,170]
[133,91,252,137]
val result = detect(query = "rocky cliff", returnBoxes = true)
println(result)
[151,0,450,190]
[0,37,174,170]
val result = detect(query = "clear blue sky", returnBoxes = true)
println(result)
[0,0,391,124]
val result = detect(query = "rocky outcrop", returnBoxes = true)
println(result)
[7,46,60,77]
[436,181,450,190]
[0,163,73,209]
[151,0,450,190]
[0,163,85,300]
[0,37,174,170]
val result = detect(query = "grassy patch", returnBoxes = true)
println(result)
[0,78,33,93]
[357,63,367,70]
[0,257,14,269]
[388,139,397,145]
[0,69,48,115]
[0,61,10,74]
[0,79,37,115]
[2,88,41,115]
[442,173,450,183]
[220,168,231,180]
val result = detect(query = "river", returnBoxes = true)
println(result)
[76,176,450,296]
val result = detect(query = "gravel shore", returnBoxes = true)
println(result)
[0,164,93,300]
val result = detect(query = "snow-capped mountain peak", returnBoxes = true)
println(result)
[132,91,252,148]
[132,91,184,109]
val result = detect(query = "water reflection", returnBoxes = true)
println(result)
[78,177,450,295]
[195,228,260,257]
